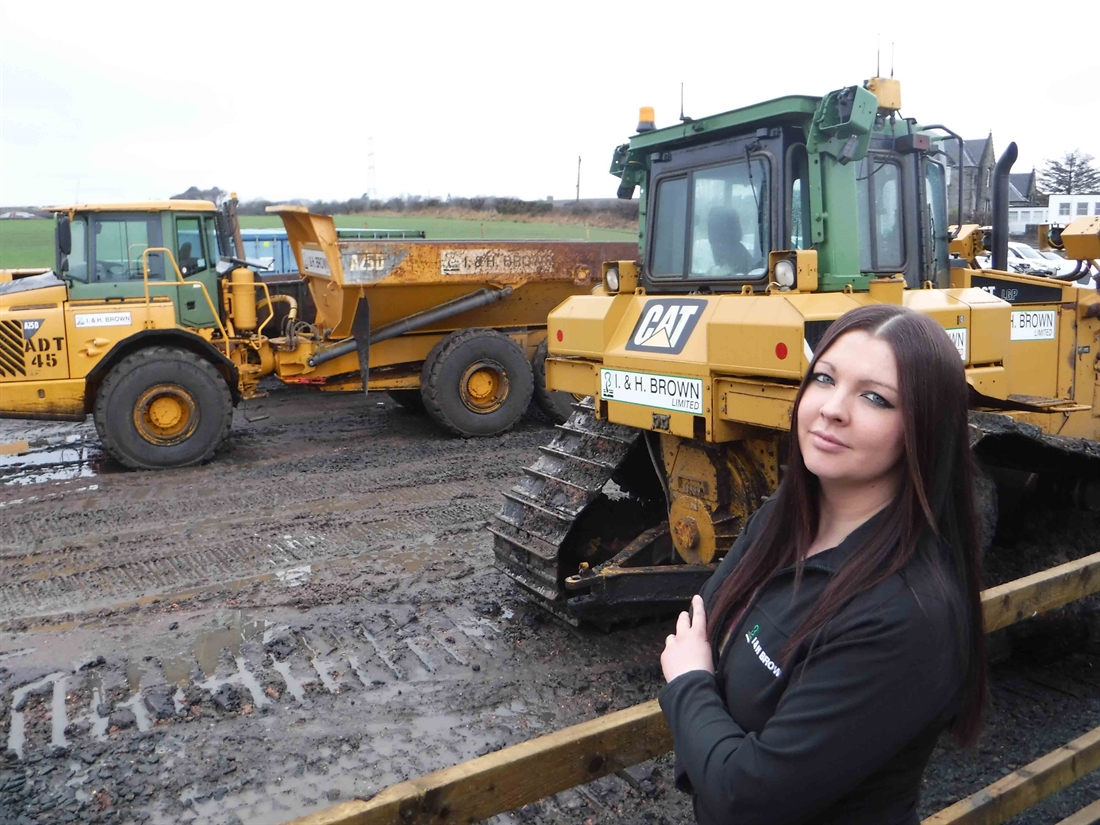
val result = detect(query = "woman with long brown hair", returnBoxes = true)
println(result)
[659,304,986,825]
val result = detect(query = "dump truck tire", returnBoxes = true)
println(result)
[386,389,425,413]
[532,338,580,425]
[93,346,233,470]
[421,329,534,437]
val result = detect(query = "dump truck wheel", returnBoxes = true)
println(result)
[532,338,584,425]
[93,346,233,470]
[421,329,534,437]
[386,389,424,413]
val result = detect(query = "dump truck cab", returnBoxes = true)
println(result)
[53,200,226,329]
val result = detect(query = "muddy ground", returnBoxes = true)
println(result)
[0,383,1097,825]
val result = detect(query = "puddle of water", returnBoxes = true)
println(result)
[270,659,308,702]
[392,552,427,574]
[162,610,271,684]
[126,660,146,692]
[0,443,118,487]
[275,564,313,588]
[7,671,65,759]
[0,647,36,662]
[88,672,110,740]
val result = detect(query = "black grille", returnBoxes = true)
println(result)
[0,320,27,378]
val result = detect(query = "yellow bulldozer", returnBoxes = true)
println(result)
[0,199,633,468]
[491,77,1100,623]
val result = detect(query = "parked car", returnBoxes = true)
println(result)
[1037,249,1084,278]
[1006,242,1058,276]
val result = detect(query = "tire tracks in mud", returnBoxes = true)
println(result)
[0,389,551,623]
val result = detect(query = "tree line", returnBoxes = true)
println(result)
[169,187,639,221]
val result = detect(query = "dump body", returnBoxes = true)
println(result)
[271,206,633,390]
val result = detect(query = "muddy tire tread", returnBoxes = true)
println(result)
[93,346,232,470]
[420,328,533,438]
[531,338,575,425]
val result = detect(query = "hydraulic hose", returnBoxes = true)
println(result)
[306,286,514,368]
[258,294,299,324]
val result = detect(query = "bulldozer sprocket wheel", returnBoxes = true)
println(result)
[490,399,647,610]
[531,338,582,425]
[420,328,534,437]
[93,346,233,470]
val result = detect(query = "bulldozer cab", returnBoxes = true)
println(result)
[54,201,224,330]
[613,82,953,294]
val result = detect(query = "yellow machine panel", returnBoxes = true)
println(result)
[63,300,179,379]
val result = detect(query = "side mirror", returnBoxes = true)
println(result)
[58,215,72,256]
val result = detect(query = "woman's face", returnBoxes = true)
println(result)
[797,330,905,490]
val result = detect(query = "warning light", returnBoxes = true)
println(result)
[775,342,788,360]
[556,329,563,342]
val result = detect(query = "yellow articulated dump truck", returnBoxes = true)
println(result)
[491,77,1100,624]
[0,199,634,469]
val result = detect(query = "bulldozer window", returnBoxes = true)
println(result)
[690,160,769,279]
[92,216,164,282]
[856,157,905,272]
[175,217,208,276]
[788,146,811,250]
[650,159,771,281]
[651,176,689,277]
[924,160,950,287]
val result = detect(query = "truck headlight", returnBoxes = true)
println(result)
[775,259,795,288]
[605,267,620,292]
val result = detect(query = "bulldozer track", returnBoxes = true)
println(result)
[490,400,640,607]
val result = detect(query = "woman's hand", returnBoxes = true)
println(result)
[661,595,715,683]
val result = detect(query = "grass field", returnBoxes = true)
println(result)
[0,215,635,270]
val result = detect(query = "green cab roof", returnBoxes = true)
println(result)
[629,93,821,151]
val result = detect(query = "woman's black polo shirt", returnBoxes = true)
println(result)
[659,499,965,825]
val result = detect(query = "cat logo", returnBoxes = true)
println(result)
[625,299,707,355]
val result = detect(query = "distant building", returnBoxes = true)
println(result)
[944,134,995,226]
[0,210,44,220]
[1047,193,1100,224]
[1008,170,1047,237]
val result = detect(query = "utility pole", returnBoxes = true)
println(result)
[367,136,377,200]
[576,156,581,202]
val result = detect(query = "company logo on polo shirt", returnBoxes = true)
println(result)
[625,299,706,355]
[745,627,783,678]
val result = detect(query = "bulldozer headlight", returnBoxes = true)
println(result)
[605,267,620,292]
[775,259,796,288]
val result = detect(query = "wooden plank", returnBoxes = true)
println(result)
[1051,800,1100,825]
[287,558,1100,825]
[982,553,1100,633]
[1054,798,1100,825]
[921,726,1100,825]
[284,698,673,825]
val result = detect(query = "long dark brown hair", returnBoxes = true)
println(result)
[707,304,987,745]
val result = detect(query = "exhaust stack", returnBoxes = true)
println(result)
[991,142,1018,272]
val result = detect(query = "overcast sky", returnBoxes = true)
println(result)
[2,0,1098,207]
